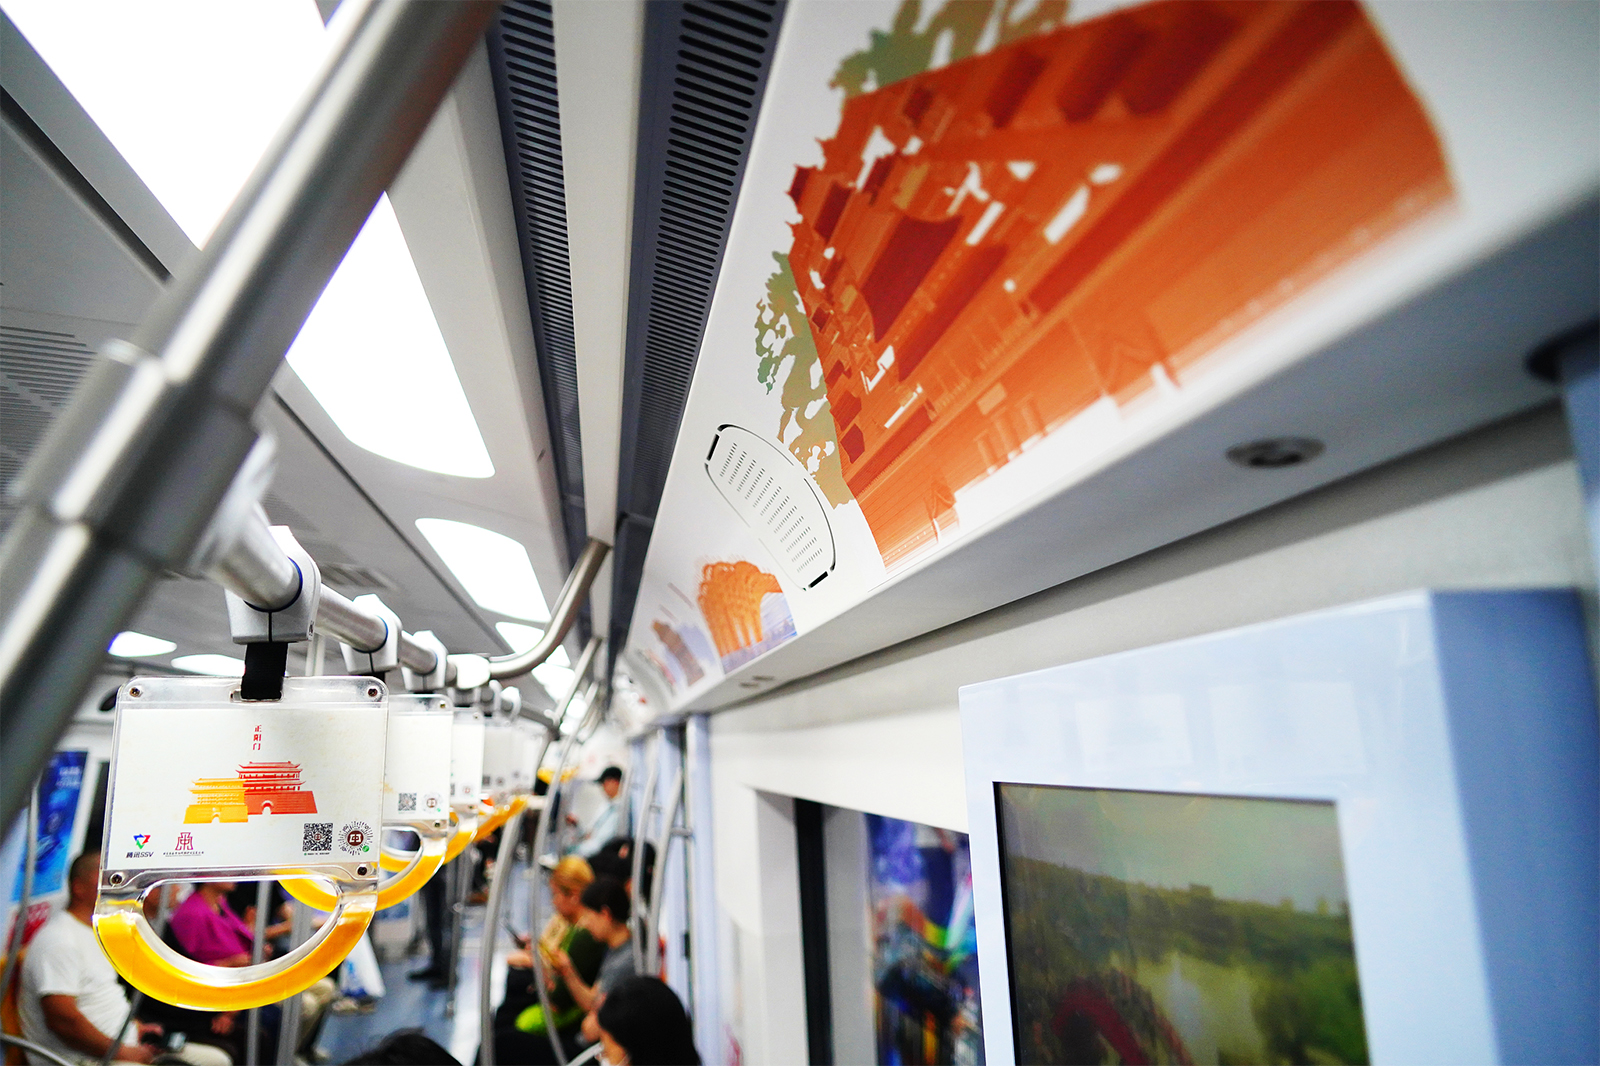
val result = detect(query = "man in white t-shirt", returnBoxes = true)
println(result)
[18,851,159,1065]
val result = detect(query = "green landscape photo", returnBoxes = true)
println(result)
[997,785,1367,1065]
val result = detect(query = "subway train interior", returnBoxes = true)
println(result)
[1,1,1597,1064]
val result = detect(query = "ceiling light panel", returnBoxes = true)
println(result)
[171,653,246,676]
[7,0,495,479]
[107,631,176,658]
[417,519,550,623]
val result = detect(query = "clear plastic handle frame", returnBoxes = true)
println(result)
[96,676,389,1011]
[285,694,453,912]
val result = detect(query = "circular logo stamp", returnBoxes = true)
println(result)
[338,820,373,856]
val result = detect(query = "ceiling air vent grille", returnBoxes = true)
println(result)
[0,324,95,533]
[487,0,588,571]
[610,0,786,658]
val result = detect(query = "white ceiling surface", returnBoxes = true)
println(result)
[276,41,577,652]
[552,0,648,637]
[0,20,568,704]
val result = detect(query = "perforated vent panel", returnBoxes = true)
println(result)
[610,0,786,657]
[0,324,95,533]
[486,0,588,571]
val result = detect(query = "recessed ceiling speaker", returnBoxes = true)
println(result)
[1226,437,1326,469]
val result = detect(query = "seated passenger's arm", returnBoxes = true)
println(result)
[550,950,599,1013]
[40,995,153,1063]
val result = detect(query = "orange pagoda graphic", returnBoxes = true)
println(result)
[780,0,1452,566]
[184,761,318,824]
[698,560,797,672]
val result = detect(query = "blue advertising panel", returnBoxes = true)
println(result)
[12,749,88,900]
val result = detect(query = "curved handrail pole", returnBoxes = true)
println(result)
[488,541,608,682]
[475,806,525,1066]
[1,1034,78,1066]
[525,637,604,1066]
[645,766,684,976]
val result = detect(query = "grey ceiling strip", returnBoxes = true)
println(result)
[486,0,589,577]
[610,0,786,664]
[1,89,172,282]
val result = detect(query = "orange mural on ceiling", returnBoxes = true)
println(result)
[772,0,1453,567]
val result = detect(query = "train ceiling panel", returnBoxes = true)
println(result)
[0,11,566,698]
[619,0,1598,715]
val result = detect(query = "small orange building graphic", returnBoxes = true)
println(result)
[697,561,798,672]
[184,761,318,824]
[783,0,1453,565]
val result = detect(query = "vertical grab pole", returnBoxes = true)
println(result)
[476,806,525,1066]
[684,713,721,1059]
[645,766,684,976]
[490,638,601,1066]
[245,880,271,1065]
[274,632,324,1065]
[629,730,661,973]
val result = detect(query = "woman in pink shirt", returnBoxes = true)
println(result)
[169,882,257,967]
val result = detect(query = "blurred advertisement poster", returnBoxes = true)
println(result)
[867,813,983,1064]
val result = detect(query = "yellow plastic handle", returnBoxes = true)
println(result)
[379,824,429,874]
[473,801,509,843]
[444,811,478,863]
[95,883,374,1012]
[283,832,446,912]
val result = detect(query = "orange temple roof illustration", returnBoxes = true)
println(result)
[697,560,797,672]
[782,0,1452,566]
[184,761,318,824]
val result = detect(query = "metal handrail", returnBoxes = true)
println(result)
[645,766,684,976]
[629,730,661,973]
[203,506,611,686]
[476,805,526,1066]
[488,637,601,1066]
[488,539,609,681]
[0,0,498,829]
[0,1033,78,1066]
[523,640,604,1066]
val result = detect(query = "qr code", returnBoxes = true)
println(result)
[398,793,417,812]
[303,822,333,853]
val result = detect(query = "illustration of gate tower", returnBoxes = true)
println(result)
[786,0,1451,566]
[185,761,318,823]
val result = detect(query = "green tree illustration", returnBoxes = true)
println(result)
[831,0,1070,98]
[755,253,852,507]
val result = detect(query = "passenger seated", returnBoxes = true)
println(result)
[492,858,603,1065]
[594,977,701,1066]
[17,852,227,1065]
[557,877,638,1051]
[166,881,275,1064]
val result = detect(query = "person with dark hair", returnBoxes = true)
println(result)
[18,853,167,1064]
[495,857,605,1065]
[567,767,625,859]
[595,977,701,1066]
[547,877,635,1017]
[342,1028,459,1065]
[589,838,655,912]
